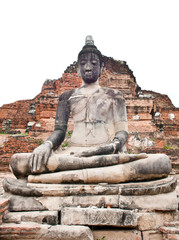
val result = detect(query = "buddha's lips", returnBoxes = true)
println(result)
[85,72,93,78]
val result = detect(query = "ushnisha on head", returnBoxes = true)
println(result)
[77,36,104,84]
[78,36,103,66]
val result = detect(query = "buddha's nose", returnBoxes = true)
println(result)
[85,62,92,71]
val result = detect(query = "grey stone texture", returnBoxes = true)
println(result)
[118,176,177,196]
[27,182,119,196]
[6,194,118,211]
[4,176,177,212]
[7,195,47,211]
[3,211,58,225]
[3,175,177,197]
[119,190,178,211]
[61,207,138,227]
[40,225,94,240]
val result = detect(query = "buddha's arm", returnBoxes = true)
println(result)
[46,92,72,150]
[30,90,74,172]
[112,90,128,151]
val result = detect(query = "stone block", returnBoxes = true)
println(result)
[3,211,58,225]
[38,195,118,210]
[7,194,118,211]
[40,224,94,240]
[8,195,47,211]
[142,230,163,240]
[119,191,178,211]
[0,222,94,240]
[137,211,176,231]
[61,207,138,227]
[93,229,142,240]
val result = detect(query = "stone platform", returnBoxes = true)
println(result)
[3,176,178,211]
[0,176,179,239]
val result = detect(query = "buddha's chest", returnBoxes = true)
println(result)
[69,93,114,123]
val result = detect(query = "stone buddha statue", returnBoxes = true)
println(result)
[9,36,171,184]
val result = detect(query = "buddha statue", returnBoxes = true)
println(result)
[9,36,171,184]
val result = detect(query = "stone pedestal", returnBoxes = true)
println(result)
[1,176,178,240]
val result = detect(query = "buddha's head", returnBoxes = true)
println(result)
[77,36,103,84]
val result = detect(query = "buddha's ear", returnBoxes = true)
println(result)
[77,66,81,78]
[99,62,104,76]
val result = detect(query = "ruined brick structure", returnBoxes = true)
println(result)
[0,56,178,171]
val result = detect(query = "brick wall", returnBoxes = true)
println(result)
[0,136,43,171]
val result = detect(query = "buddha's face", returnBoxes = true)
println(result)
[78,53,102,84]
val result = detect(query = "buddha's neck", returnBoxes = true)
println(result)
[81,81,100,94]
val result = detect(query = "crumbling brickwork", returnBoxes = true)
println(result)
[0,136,43,171]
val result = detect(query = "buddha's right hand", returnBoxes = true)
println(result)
[73,142,118,157]
[29,141,52,173]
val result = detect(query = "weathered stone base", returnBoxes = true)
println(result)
[0,204,178,239]
[4,189,178,212]
[1,176,179,239]
[3,176,178,212]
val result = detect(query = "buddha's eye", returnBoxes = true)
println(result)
[80,60,86,65]
[92,60,97,65]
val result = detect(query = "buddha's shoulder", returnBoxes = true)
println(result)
[58,89,75,101]
[100,87,124,98]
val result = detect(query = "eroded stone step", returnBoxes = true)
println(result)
[6,194,119,211]
[3,210,58,225]
[0,222,93,240]
[119,190,178,211]
[4,190,178,212]
[61,207,177,230]
[61,207,138,227]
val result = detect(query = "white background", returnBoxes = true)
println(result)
[0,0,178,107]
